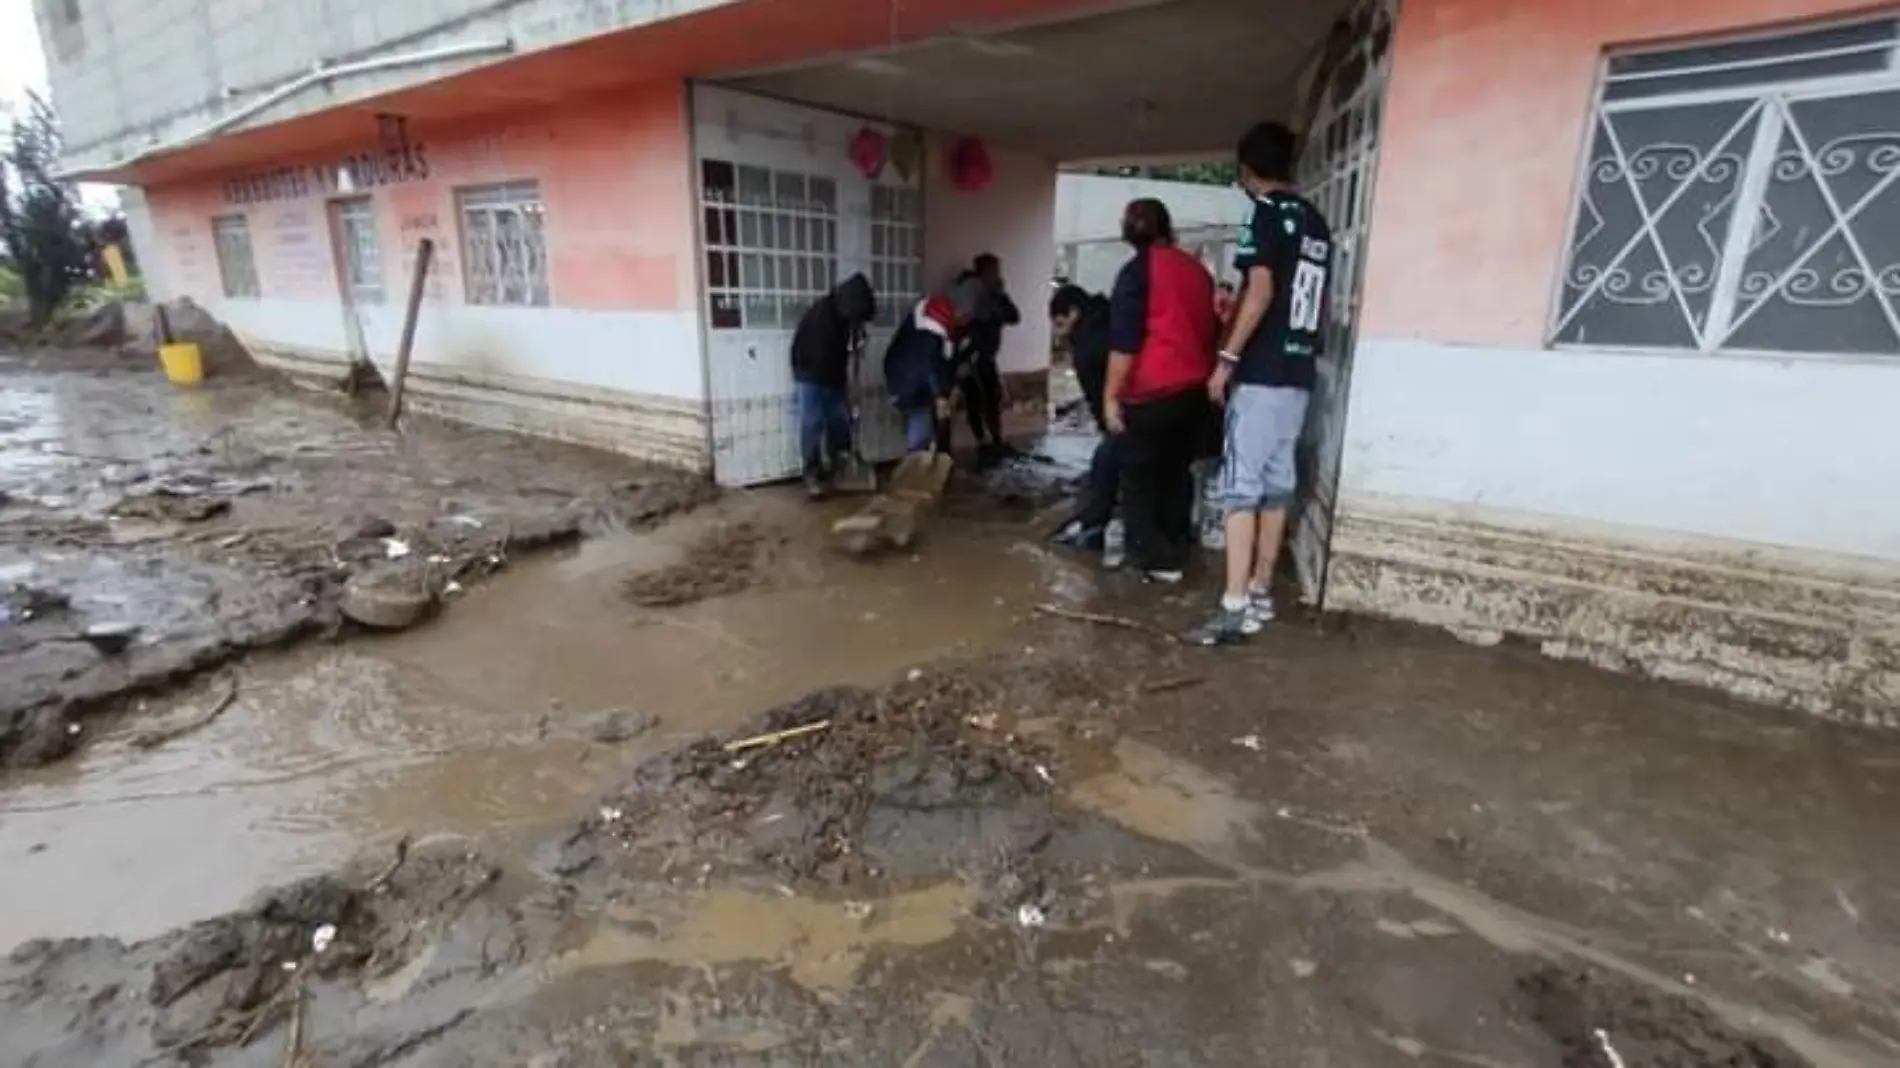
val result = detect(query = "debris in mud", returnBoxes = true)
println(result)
[1,584,70,624]
[621,521,775,608]
[565,661,1109,888]
[1520,966,1811,1068]
[110,486,233,523]
[587,709,660,745]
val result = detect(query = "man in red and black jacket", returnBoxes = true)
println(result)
[1103,198,1219,582]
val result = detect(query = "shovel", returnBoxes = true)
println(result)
[831,331,879,495]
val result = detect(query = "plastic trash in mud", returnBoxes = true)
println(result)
[383,538,412,560]
[1016,904,1048,929]
[1232,734,1265,752]
[310,924,337,955]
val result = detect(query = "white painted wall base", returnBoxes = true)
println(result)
[1326,494,1900,727]
[210,296,710,469]
[1329,336,1900,722]
[1342,338,1900,562]
[236,337,710,472]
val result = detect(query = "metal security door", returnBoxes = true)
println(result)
[856,181,926,462]
[701,160,842,486]
[1291,0,1395,606]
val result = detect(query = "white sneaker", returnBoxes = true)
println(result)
[1244,591,1275,633]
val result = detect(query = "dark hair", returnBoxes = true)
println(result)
[1121,198,1174,248]
[1049,284,1091,319]
[1237,121,1299,183]
[973,253,1000,276]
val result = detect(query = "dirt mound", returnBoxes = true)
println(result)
[1521,966,1812,1068]
[620,520,776,608]
[2,843,502,1060]
[557,659,1118,893]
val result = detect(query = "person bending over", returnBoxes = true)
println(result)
[789,272,876,498]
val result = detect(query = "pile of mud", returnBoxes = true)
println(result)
[619,520,778,608]
[1522,966,1810,1068]
[2,843,504,1063]
[552,657,1174,923]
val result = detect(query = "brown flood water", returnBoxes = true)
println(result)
[0,496,1077,951]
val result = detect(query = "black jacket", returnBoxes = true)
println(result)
[790,273,876,389]
[1069,294,1113,431]
[951,274,1021,364]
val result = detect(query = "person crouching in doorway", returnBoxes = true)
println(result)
[1103,198,1219,584]
[1047,284,1118,552]
[884,292,966,454]
[790,272,876,499]
[1190,120,1335,646]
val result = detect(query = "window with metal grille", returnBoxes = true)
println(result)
[211,214,260,299]
[870,183,923,327]
[456,181,549,307]
[331,198,383,304]
[699,160,838,330]
[1554,16,1900,356]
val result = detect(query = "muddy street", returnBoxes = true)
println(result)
[4,354,1900,1066]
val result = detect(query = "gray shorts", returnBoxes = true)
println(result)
[1218,384,1309,512]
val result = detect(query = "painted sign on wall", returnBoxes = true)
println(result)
[222,115,431,206]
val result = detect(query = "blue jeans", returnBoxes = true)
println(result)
[902,408,936,452]
[797,382,852,478]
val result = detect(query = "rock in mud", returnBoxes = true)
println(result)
[1520,966,1812,1068]
[110,487,231,523]
[340,566,437,631]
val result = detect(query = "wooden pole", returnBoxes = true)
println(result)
[387,238,434,430]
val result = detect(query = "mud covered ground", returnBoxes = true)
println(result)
[7,578,1900,1064]
[0,346,708,768]
[5,346,1899,1067]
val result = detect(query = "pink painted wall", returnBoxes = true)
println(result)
[1360,0,1887,346]
[924,136,1059,375]
[145,79,695,316]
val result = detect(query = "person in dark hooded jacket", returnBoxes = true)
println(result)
[884,292,965,454]
[790,273,876,496]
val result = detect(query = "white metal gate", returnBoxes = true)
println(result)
[1291,0,1396,605]
[694,87,924,486]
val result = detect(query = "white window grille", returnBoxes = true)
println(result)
[1554,16,1900,356]
[331,198,383,304]
[700,160,838,331]
[870,183,923,327]
[457,181,548,307]
[211,214,260,299]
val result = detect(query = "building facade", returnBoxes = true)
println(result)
[39,0,1900,721]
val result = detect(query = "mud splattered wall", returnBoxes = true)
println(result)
[1362,0,1888,344]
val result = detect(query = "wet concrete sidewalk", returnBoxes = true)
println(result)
[4,349,1900,1067]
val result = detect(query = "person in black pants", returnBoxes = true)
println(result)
[950,254,1021,470]
[1047,284,1118,548]
[1102,199,1219,583]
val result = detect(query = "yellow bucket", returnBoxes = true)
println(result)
[158,342,204,386]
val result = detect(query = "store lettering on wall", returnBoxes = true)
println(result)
[397,208,453,301]
[222,114,430,206]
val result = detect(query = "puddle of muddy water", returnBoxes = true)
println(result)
[0,498,1078,951]
[551,881,975,995]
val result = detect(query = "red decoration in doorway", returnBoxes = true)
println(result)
[849,126,888,179]
[950,136,992,193]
